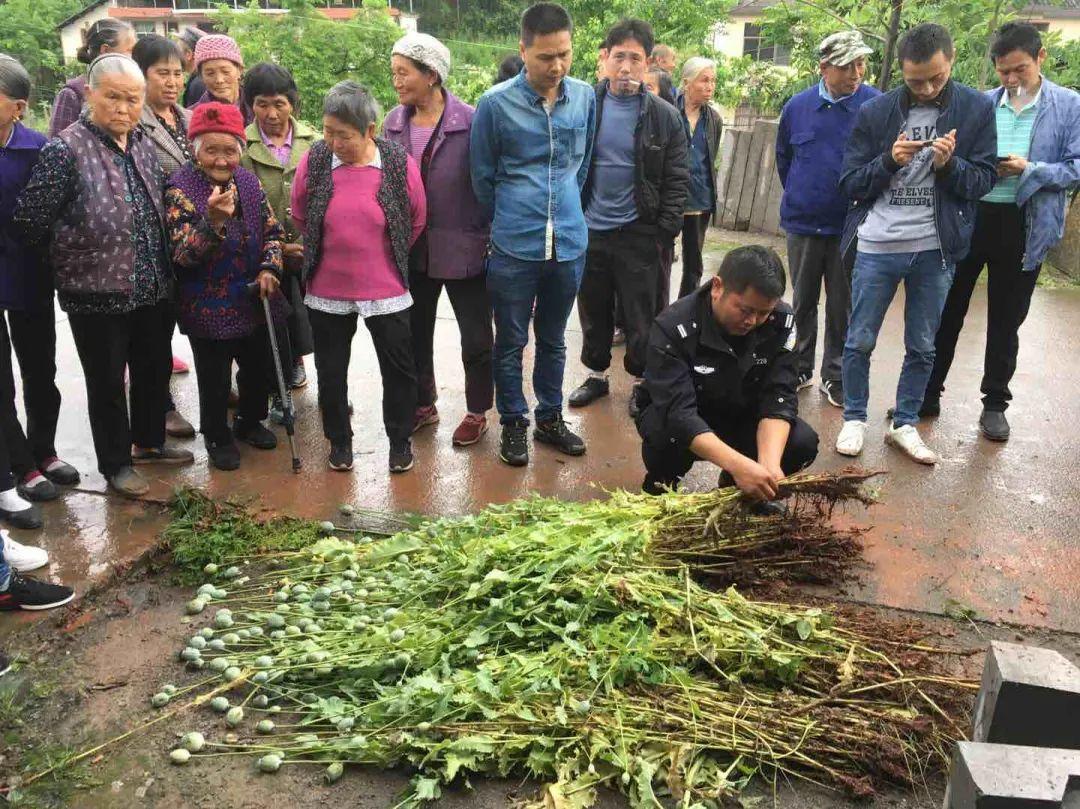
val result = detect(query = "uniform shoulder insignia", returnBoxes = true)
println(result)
[674,319,700,340]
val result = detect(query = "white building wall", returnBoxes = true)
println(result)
[59,2,116,64]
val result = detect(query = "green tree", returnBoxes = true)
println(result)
[216,0,403,120]
[0,0,83,113]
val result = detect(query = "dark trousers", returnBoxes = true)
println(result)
[578,224,660,378]
[308,306,416,445]
[4,308,61,464]
[927,201,1040,412]
[678,213,711,299]
[0,317,37,488]
[657,237,675,313]
[189,331,272,445]
[409,270,494,414]
[281,274,313,359]
[68,301,172,477]
[642,416,819,491]
[786,233,850,384]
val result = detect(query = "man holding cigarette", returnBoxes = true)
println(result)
[835,23,997,465]
[925,22,1080,441]
[570,18,689,413]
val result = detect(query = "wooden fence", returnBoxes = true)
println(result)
[714,118,783,236]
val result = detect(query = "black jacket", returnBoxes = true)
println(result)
[581,80,690,239]
[636,284,799,453]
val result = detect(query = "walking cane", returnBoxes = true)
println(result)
[251,283,302,472]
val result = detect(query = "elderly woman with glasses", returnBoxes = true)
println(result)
[165,102,284,471]
[291,81,426,475]
[14,54,193,498]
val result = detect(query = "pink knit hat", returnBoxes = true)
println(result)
[194,34,244,72]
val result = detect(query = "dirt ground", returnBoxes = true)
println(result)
[2,547,1079,809]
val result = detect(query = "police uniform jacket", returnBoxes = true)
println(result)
[637,284,799,453]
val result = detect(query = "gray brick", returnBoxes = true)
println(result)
[972,641,1080,750]
[943,742,1080,808]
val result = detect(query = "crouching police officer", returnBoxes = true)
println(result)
[634,245,818,499]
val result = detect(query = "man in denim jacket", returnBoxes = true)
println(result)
[470,2,596,468]
[926,22,1080,442]
[835,23,996,466]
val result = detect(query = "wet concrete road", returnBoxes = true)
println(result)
[7,231,1079,633]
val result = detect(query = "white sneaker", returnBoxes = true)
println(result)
[2,529,49,572]
[835,420,867,456]
[885,423,939,465]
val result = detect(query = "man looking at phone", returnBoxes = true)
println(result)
[924,22,1080,442]
[835,23,996,465]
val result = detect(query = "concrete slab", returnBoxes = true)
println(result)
[5,230,1079,635]
[972,641,1080,749]
[944,741,1080,808]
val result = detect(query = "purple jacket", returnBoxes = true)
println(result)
[48,76,87,139]
[383,90,489,280]
[0,123,50,310]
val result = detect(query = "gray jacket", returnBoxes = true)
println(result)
[139,105,192,178]
[988,78,1080,270]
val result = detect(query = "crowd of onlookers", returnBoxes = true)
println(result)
[0,5,1076,682]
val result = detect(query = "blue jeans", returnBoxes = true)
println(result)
[0,539,9,589]
[486,251,585,424]
[842,250,955,427]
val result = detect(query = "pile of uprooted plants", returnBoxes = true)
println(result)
[37,472,981,807]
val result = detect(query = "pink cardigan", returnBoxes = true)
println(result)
[291,152,426,302]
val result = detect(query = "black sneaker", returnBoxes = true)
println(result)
[796,372,813,391]
[820,379,843,409]
[234,418,278,450]
[979,409,1010,442]
[499,420,529,467]
[206,439,241,471]
[329,443,353,471]
[0,572,75,611]
[534,415,586,457]
[389,441,414,473]
[886,399,940,420]
[0,649,10,678]
[0,501,42,530]
[568,377,609,408]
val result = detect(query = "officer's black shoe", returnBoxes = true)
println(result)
[568,377,609,408]
[979,409,1010,442]
[534,415,585,456]
[499,420,529,467]
[750,500,789,518]
[628,384,643,420]
[886,399,940,420]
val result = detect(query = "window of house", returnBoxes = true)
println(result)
[742,23,791,66]
[134,21,157,37]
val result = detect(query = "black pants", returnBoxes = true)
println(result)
[68,301,172,477]
[657,237,675,313]
[578,224,660,378]
[786,234,850,384]
[189,331,272,445]
[4,308,61,464]
[409,270,494,414]
[0,317,37,488]
[281,273,313,359]
[678,213,711,299]
[927,201,1041,412]
[308,306,417,445]
[641,416,819,491]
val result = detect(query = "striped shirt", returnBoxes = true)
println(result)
[408,125,435,162]
[983,85,1041,204]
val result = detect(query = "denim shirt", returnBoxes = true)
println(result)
[470,71,596,262]
[988,78,1080,270]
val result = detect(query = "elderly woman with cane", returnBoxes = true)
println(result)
[291,81,426,474]
[383,33,493,447]
[165,102,284,471]
[14,53,193,498]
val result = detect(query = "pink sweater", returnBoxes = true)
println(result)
[291,152,427,301]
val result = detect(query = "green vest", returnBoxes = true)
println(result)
[240,117,317,243]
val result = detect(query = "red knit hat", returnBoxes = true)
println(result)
[188,102,246,142]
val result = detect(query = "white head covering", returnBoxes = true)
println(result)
[391,33,452,85]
